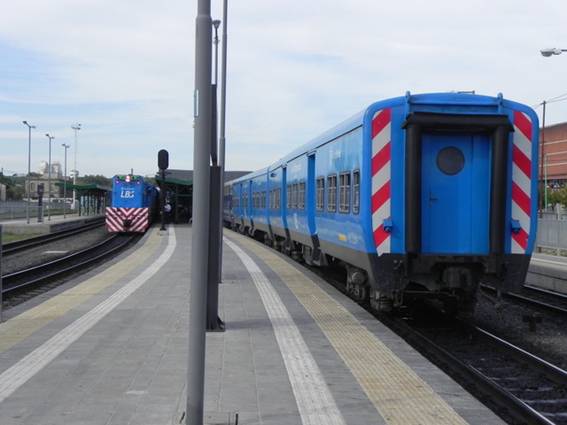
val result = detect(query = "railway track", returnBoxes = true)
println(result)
[2,233,139,300]
[245,235,567,424]
[481,284,567,316]
[2,217,105,256]
[305,260,567,424]
[380,313,567,425]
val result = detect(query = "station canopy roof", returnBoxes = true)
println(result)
[154,169,251,187]
[54,182,111,192]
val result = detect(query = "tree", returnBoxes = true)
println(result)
[547,187,567,209]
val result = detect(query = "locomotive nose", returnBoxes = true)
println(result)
[123,219,132,228]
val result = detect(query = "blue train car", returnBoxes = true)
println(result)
[106,174,158,233]
[226,92,539,315]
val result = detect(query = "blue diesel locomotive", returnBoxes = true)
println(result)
[224,92,539,315]
[106,174,158,233]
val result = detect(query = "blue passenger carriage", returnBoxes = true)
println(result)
[106,174,158,233]
[226,92,539,315]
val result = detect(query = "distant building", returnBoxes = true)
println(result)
[542,121,567,186]
[39,161,62,178]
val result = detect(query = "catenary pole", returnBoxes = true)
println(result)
[45,134,54,221]
[22,121,35,224]
[217,0,228,281]
[62,144,69,218]
[187,0,212,423]
[540,101,546,215]
[71,124,81,210]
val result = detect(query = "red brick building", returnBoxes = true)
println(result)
[541,121,567,185]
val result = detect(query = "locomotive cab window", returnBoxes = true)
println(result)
[327,174,337,212]
[353,170,360,214]
[339,172,351,213]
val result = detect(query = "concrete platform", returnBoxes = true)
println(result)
[0,214,103,235]
[528,253,567,295]
[0,225,505,424]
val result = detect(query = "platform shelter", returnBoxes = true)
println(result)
[58,183,111,216]
[155,169,249,224]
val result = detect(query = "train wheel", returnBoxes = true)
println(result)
[369,289,393,313]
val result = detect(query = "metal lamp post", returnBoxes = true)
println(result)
[541,48,567,57]
[45,134,54,221]
[217,0,228,281]
[22,121,36,224]
[188,0,213,423]
[71,123,81,210]
[62,144,70,218]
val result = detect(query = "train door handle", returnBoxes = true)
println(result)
[429,191,438,202]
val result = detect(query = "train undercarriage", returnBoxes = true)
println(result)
[226,220,531,318]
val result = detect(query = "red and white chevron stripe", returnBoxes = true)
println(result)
[371,108,392,254]
[106,207,149,233]
[511,111,533,253]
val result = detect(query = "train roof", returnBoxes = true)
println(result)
[225,92,537,186]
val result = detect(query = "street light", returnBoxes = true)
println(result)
[22,120,36,224]
[212,19,221,85]
[71,123,81,210]
[541,48,567,57]
[45,133,54,221]
[62,144,70,218]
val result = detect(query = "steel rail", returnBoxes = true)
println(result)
[379,315,563,425]
[2,217,105,256]
[2,233,137,296]
[524,284,567,300]
[480,283,567,316]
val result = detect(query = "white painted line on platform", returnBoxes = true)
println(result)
[225,238,346,425]
[43,250,69,254]
[0,228,177,404]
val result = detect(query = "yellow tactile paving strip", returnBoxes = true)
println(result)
[0,229,163,354]
[230,232,469,425]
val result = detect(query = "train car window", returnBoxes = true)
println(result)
[339,172,351,213]
[291,183,297,209]
[262,192,266,209]
[287,185,291,208]
[353,170,360,214]
[316,177,325,211]
[298,181,305,210]
[276,188,281,209]
[327,175,337,212]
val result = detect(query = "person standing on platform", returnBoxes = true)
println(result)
[164,202,172,224]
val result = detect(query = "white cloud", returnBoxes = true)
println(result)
[0,0,566,176]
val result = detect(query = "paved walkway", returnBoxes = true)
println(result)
[0,225,505,424]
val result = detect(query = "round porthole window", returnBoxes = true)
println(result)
[437,147,465,175]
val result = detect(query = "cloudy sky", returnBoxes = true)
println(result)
[0,0,566,177]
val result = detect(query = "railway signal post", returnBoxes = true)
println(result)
[158,149,169,231]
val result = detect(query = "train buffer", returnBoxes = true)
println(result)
[0,225,505,424]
